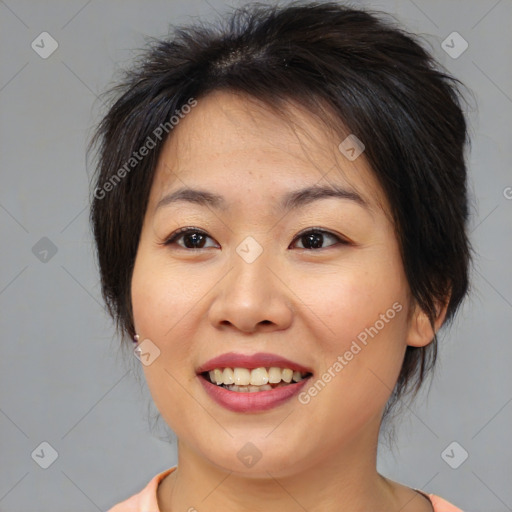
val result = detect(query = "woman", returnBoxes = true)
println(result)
[90,2,471,510]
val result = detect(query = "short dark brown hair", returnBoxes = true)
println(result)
[88,1,473,417]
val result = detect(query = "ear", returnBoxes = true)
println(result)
[406,298,449,348]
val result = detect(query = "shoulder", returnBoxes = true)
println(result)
[106,467,177,512]
[388,477,464,512]
[428,493,465,512]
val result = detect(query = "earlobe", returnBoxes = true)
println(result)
[406,300,448,348]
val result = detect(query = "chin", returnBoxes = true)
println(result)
[197,439,310,479]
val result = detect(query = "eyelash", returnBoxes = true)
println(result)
[160,226,350,250]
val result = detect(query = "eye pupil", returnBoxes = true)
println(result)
[184,232,205,249]
[303,232,323,249]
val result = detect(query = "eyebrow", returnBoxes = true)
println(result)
[155,184,369,213]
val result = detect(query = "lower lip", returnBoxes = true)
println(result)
[198,375,311,412]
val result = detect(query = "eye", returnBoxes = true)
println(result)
[161,227,349,251]
[290,228,347,250]
[162,227,218,250]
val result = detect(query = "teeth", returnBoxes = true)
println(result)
[223,382,289,392]
[281,368,293,383]
[233,368,251,386]
[222,368,234,385]
[206,366,310,389]
[268,367,282,383]
[250,367,269,386]
[209,369,224,385]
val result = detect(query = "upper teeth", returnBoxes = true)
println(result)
[208,367,307,386]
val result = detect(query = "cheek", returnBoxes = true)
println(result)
[301,252,409,396]
[131,249,204,341]
[299,253,407,341]
[131,250,202,434]
[131,246,214,408]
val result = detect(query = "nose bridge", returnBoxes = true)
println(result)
[208,233,293,332]
[235,234,267,267]
[230,233,275,301]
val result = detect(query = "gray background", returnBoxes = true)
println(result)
[1,0,511,511]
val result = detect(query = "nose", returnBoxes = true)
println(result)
[207,244,294,334]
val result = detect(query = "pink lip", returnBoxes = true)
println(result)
[196,352,313,374]
[198,374,311,412]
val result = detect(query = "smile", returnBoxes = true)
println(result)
[196,352,314,412]
[199,373,312,412]
[203,366,311,392]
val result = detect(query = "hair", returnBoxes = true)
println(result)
[88,1,473,421]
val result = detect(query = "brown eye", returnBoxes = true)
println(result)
[163,228,218,249]
[162,227,348,251]
[290,229,347,250]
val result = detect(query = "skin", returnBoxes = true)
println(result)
[130,90,447,512]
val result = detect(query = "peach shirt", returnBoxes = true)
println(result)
[107,466,464,512]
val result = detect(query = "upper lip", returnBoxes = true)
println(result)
[196,352,313,374]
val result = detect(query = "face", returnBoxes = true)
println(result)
[131,90,428,478]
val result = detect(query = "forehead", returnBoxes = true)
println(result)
[150,90,387,214]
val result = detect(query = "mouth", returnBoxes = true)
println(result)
[196,352,313,411]
[200,366,313,393]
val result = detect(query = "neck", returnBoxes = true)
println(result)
[157,419,408,512]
